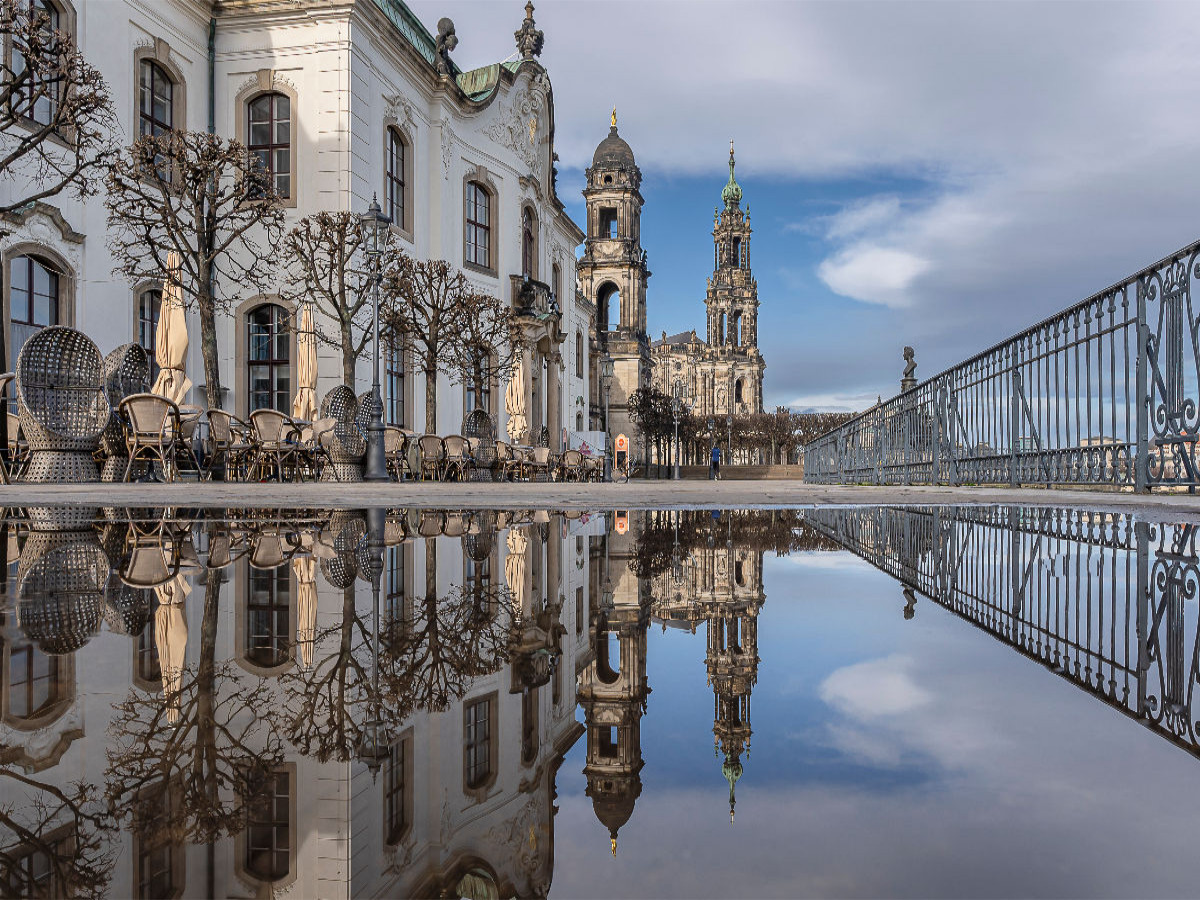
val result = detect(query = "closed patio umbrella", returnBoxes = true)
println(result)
[505,362,527,443]
[154,573,190,725]
[504,528,528,621]
[293,556,317,670]
[292,302,318,421]
[151,251,193,405]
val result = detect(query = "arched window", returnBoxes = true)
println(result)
[718,312,726,346]
[246,304,290,413]
[464,695,494,790]
[385,737,412,844]
[12,0,61,126]
[521,687,537,766]
[731,312,741,347]
[246,566,290,670]
[575,331,583,378]
[386,127,406,230]
[552,262,562,306]
[521,207,536,279]
[464,181,491,269]
[139,60,174,138]
[465,350,492,414]
[732,237,741,267]
[247,92,291,198]
[385,340,405,427]
[244,769,291,883]
[10,254,60,364]
[138,288,161,380]
[5,638,65,725]
[735,378,744,404]
[597,283,619,332]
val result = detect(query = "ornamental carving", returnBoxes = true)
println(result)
[483,73,550,176]
[384,93,417,140]
[439,116,456,180]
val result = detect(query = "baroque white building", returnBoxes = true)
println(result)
[0,0,588,437]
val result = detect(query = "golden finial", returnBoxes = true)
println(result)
[611,837,618,856]
[730,137,735,157]
[611,107,617,128]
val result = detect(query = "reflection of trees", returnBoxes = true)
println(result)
[277,588,379,764]
[0,765,115,899]
[381,549,514,713]
[104,576,283,844]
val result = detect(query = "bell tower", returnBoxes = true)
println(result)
[579,111,653,459]
[707,141,758,351]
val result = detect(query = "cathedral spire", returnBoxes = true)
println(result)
[721,139,742,209]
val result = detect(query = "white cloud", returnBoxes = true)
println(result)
[819,654,932,718]
[823,195,902,240]
[816,246,930,307]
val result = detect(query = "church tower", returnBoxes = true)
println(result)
[578,111,653,462]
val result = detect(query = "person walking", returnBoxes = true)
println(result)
[710,444,721,480]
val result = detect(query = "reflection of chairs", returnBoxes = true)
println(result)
[249,409,301,482]
[120,393,200,483]
[443,511,467,537]
[315,386,366,482]
[119,528,182,588]
[418,510,444,538]
[384,427,409,481]
[15,326,109,483]
[249,524,303,569]
[100,344,150,482]
[16,531,108,655]
[204,410,254,481]
[442,434,470,481]
[417,435,444,481]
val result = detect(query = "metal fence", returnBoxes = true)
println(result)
[803,239,1200,491]
[804,505,1200,759]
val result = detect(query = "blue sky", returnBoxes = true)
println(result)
[408,1,1200,411]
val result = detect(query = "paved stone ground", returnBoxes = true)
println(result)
[3,479,1200,519]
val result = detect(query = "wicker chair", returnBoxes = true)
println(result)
[313,385,366,482]
[16,531,108,655]
[384,427,408,481]
[15,326,109,483]
[442,434,470,481]
[100,344,150,482]
[558,449,584,482]
[204,409,255,481]
[462,409,496,481]
[525,446,553,482]
[494,441,519,481]
[120,393,198,483]
[249,409,301,482]
[417,434,444,481]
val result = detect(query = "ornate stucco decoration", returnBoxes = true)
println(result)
[483,72,550,176]
[384,93,417,141]
[235,69,297,100]
[439,116,456,180]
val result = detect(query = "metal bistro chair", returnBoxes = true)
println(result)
[384,427,408,481]
[120,393,201,483]
[558,449,584,482]
[204,409,255,481]
[442,434,470,482]
[313,385,366,482]
[249,409,302,482]
[526,446,553,482]
[493,440,518,482]
[417,435,444,481]
[15,326,109,483]
[99,344,150,483]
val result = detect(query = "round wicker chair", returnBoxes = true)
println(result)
[15,326,109,483]
[316,385,366,482]
[16,531,108,654]
[100,343,150,482]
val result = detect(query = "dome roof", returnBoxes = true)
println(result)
[593,124,635,170]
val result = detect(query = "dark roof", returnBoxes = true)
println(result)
[652,331,697,348]
[593,125,636,169]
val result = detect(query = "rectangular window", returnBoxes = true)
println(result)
[247,93,291,198]
[464,697,492,789]
[575,586,584,636]
[138,289,162,381]
[12,0,60,126]
[245,770,291,882]
[575,332,584,379]
[599,207,617,239]
[464,182,491,269]
[385,341,405,427]
[465,358,492,415]
[386,545,405,621]
[385,739,408,843]
[246,566,290,669]
[386,128,406,229]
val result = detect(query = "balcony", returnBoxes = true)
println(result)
[510,275,558,319]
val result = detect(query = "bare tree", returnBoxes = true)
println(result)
[105,131,285,407]
[104,576,284,845]
[452,290,523,415]
[281,211,384,390]
[383,256,514,433]
[0,0,115,221]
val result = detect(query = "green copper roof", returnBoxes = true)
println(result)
[372,0,440,68]
[722,140,742,208]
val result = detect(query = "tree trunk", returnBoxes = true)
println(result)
[424,360,438,434]
[341,314,357,390]
[198,263,222,410]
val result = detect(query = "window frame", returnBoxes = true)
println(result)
[464,180,492,272]
[463,692,498,796]
[246,90,292,200]
[245,302,292,415]
[385,126,408,233]
[9,0,65,128]
[238,765,296,889]
[521,206,537,280]
[385,733,414,845]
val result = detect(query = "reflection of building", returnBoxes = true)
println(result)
[0,509,592,899]
[578,511,650,854]
[651,144,766,428]
[651,512,764,822]
[579,115,653,458]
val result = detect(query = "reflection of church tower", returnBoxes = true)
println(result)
[578,516,650,854]
[579,112,652,458]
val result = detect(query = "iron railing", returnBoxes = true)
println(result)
[804,505,1200,758]
[803,239,1200,491]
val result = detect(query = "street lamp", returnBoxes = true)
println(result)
[600,355,614,481]
[726,413,733,467]
[355,508,390,777]
[360,195,391,483]
[671,379,690,481]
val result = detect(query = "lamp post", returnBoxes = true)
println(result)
[600,355,614,481]
[726,413,733,467]
[706,416,715,477]
[360,195,391,483]
[355,507,390,777]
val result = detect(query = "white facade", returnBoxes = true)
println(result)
[0,0,588,436]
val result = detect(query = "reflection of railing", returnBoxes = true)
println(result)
[804,505,1200,758]
[803,239,1200,492]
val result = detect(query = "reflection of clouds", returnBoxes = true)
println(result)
[819,654,931,718]
[771,552,872,572]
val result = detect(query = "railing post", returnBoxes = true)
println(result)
[1135,520,1150,714]
[1136,280,1150,494]
[931,383,941,485]
[1010,349,1020,488]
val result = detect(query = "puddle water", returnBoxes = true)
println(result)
[1,505,1198,898]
